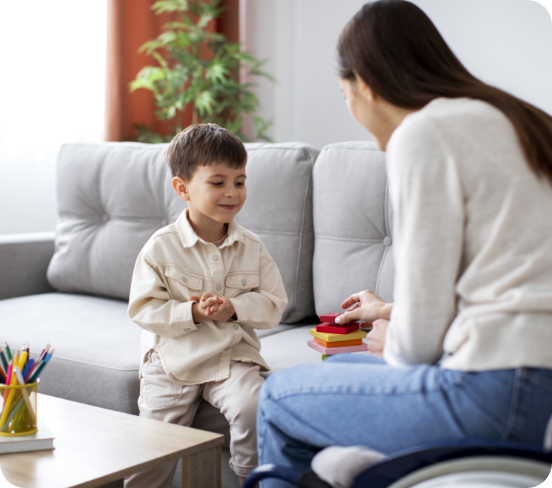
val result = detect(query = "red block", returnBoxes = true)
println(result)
[319,313,360,324]
[316,323,360,334]
[319,313,342,323]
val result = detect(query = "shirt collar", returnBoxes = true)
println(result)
[175,209,244,249]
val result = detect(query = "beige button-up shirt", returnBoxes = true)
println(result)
[128,210,288,385]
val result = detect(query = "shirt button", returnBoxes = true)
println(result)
[241,279,247,286]
[224,347,229,351]
[212,254,219,261]
[233,324,239,331]
[383,236,392,246]
[216,284,222,291]
[181,276,188,283]
[183,328,191,332]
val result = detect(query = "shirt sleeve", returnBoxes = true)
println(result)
[128,251,198,337]
[229,243,288,330]
[383,116,465,367]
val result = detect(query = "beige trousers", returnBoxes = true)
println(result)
[124,351,263,488]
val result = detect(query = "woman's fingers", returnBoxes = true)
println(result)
[201,292,215,301]
[366,319,389,357]
[335,307,361,324]
[340,293,362,309]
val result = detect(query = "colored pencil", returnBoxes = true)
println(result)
[4,343,12,361]
[0,348,7,371]
[22,358,34,379]
[13,367,35,418]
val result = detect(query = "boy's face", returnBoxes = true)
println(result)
[172,162,247,225]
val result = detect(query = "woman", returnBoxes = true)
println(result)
[256,0,552,484]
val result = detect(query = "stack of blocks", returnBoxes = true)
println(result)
[308,313,368,360]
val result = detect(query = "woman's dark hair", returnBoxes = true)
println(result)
[337,0,552,184]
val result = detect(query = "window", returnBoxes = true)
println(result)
[0,1,106,235]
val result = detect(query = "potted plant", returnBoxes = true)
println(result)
[130,0,274,143]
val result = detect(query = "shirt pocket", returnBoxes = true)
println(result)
[225,271,259,298]
[165,266,204,301]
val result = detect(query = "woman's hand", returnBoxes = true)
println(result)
[366,319,388,357]
[336,290,393,325]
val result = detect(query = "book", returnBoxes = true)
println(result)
[0,420,55,454]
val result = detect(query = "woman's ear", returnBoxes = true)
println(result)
[172,176,191,201]
[353,71,376,102]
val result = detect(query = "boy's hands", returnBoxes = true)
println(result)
[190,293,237,324]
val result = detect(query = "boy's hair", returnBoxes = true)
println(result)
[166,123,247,181]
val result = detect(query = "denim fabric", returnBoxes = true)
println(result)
[257,354,552,487]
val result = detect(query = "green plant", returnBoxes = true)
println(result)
[129,0,274,143]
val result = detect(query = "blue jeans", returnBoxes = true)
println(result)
[257,355,552,487]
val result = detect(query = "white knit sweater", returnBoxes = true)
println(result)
[384,97,552,371]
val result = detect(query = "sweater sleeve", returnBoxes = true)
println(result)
[383,116,465,367]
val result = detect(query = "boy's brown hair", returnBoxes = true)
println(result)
[166,123,247,181]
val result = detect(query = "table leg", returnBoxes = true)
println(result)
[182,446,221,488]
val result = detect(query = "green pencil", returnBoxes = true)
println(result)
[4,343,12,361]
[28,362,46,384]
[0,348,7,371]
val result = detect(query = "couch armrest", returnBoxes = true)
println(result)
[0,232,56,300]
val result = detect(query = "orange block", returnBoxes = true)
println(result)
[314,337,363,348]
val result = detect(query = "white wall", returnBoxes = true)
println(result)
[0,1,106,235]
[244,0,552,149]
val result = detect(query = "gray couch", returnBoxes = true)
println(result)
[0,141,394,487]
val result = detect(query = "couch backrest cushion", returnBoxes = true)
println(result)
[47,141,318,323]
[312,142,395,317]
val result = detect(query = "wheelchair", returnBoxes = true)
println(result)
[243,439,552,488]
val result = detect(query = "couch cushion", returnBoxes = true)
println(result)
[237,143,318,323]
[312,142,395,316]
[0,292,141,414]
[47,141,318,323]
[259,325,322,374]
[0,292,300,416]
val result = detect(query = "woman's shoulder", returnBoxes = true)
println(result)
[389,97,514,157]
[404,97,506,130]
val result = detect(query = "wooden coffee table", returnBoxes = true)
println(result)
[0,394,224,487]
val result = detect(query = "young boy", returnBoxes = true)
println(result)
[124,124,288,487]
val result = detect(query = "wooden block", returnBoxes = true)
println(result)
[308,339,368,355]
[322,355,330,361]
[314,337,363,348]
[319,313,341,323]
[317,323,360,334]
[310,328,366,342]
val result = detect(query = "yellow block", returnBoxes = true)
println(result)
[310,328,367,342]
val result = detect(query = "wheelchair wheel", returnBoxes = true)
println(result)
[386,456,550,488]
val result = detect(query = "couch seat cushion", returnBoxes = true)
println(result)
[0,292,141,414]
[0,293,304,416]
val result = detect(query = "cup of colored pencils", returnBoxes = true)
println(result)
[0,342,54,436]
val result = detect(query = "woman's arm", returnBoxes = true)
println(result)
[383,115,464,366]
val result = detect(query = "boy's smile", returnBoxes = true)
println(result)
[172,163,247,242]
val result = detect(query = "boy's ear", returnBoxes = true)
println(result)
[172,176,191,202]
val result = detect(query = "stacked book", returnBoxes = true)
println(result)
[308,313,368,360]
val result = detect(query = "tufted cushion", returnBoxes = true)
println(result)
[47,141,318,323]
[312,142,395,316]
[236,143,318,323]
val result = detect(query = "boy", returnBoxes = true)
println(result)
[124,124,288,487]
